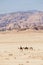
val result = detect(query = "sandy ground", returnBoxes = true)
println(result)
[0,30,43,65]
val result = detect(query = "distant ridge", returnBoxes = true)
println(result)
[0,10,43,31]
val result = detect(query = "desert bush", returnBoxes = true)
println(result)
[33,27,38,30]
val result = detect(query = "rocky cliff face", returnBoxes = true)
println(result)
[0,10,43,31]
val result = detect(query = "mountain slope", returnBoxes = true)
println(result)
[0,10,43,31]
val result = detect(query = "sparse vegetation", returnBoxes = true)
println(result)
[24,47,28,49]
[34,27,38,30]
[8,53,13,56]
[29,47,33,50]
[19,46,23,50]
[19,46,33,50]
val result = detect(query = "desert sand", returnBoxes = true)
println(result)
[0,30,43,65]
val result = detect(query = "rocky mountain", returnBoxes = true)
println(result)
[0,10,43,31]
